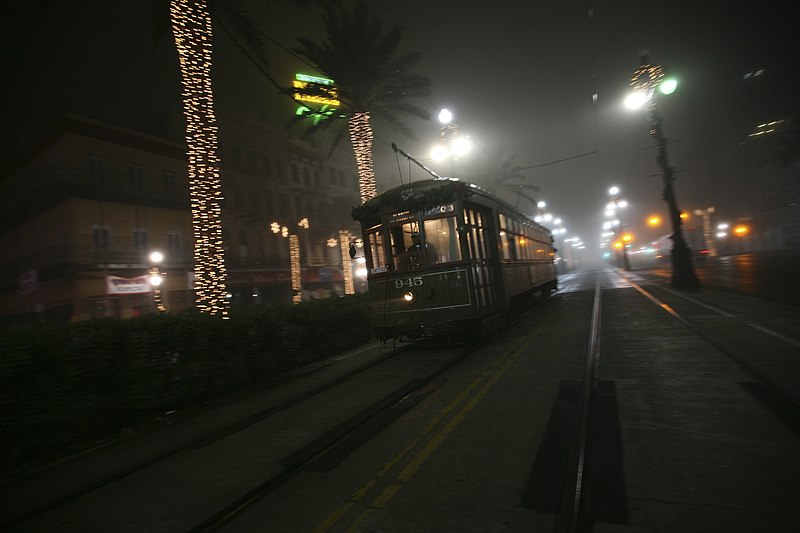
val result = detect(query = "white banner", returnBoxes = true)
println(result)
[106,275,152,295]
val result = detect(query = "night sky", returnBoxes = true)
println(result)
[3,0,797,252]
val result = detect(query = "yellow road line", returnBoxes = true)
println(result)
[314,333,535,532]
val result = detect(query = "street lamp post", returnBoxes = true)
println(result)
[693,207,717,256]
[271,218,310,304]
[626,56,699,288]
[148,250,166,313]
[606,186,631,271]
[430,108,472,177]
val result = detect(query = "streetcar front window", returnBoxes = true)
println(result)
[389,222,421,272]
[423,216,462,264]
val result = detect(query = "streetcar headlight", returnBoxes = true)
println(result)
[403,290,416,304]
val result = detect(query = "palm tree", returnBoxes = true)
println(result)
[170,0,229,317]
[168,0,310,317]
[291,1,431,204]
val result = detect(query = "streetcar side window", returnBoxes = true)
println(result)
[367,229,386,271]
[423,216,462,264]
[464,207,490,260]
[498,213,517,261]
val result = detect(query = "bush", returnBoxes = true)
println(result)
[0,295,372,476]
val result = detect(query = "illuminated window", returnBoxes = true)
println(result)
[389,221,420,273]
[424,216,462,264]
[367,229,386,270]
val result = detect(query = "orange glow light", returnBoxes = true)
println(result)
[733,225,749,236]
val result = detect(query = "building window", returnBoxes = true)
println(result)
[133,228,148,255]
[162,171,177,194]
[303,167,310,186]
[246,150,255,169]
[89,157,105,186]
[291,163,299,183]
[262,155,271,176]
[91,225,111,262]
[128,164,144,193]
[314,170,321,188]
[168,232,182,257]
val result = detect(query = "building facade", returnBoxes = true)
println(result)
[0,113,362,324]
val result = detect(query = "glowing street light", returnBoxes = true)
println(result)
[148,250,166,313]
[607,186,631,271]
[733,224,749,236]
[431,108,472,176]
[625,53,698,288]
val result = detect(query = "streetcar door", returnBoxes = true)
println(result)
[463,205,500,314]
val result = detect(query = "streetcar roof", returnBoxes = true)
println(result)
[352,179,551,234]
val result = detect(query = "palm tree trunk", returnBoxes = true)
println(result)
[348,112,378,203]
[170,0,229,317]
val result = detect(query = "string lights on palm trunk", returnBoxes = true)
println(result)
[170,0,229,317]
[349,112,377,203]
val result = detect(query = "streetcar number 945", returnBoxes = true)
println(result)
[395,276,423,288]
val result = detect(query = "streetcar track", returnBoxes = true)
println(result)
[0,344,412,530]
[558,269,800,532]
[197,299,568,532]
[622,274,800,411]
[557,275,602,533]
[190,339,515,531]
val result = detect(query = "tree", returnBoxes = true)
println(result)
[168,0,312,317]
[170,0,229,317]
[291,1,431,204]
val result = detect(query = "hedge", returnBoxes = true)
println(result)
[0,295,373,477]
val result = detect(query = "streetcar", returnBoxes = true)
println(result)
[351,178,558,342]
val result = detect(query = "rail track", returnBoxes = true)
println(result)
[4,267,798,532]
[557,269,800,532]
